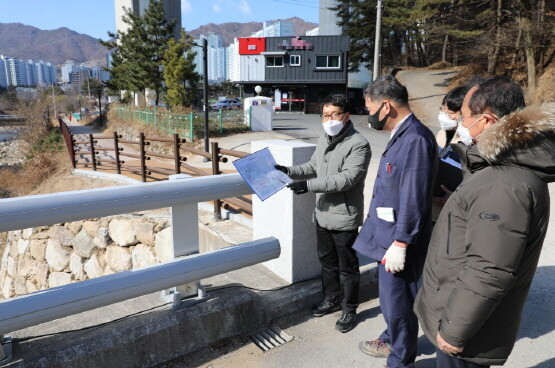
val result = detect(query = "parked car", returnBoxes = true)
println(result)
[211,99,242,110]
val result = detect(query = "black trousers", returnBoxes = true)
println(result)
[315,222,360,314]
[436,349,490,368]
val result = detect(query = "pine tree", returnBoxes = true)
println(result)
[162,30,200,108]
[100,8,150,100]
[142,0,176,106]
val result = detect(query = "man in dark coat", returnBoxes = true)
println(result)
[353,75,437,368]
[415,76,555,367]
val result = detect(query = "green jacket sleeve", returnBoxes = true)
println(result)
[309,140,371,193]
[439,183,531,348]
[287,149,318,180]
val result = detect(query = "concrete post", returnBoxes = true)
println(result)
[252,140,320,283]
[160,174,205,307]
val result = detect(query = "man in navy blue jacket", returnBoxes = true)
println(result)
[353,75,437,368]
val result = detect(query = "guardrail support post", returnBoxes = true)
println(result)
[211,142,222,220]
[139,132,147,182]
[0,335,13,366]
[173,134,181,174]
[160,174,205,308]
[89,133,97,171]
[114,131,121,174]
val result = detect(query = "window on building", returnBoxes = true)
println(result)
[266,56,284,67]
[316,55,341,69]
[289,55,301,66]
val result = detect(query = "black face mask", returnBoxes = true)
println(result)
[368,103,388,130]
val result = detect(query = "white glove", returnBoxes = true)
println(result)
[381,243,407,273]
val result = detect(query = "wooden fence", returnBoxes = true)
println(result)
[59,119,251,218]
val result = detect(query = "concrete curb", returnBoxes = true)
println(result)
[5,266,377,368]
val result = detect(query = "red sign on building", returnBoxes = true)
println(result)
[238,38,266,55]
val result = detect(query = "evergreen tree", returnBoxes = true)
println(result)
[101,1,175,106]
[143,0,176,106]
[162,30,200,108]
[101,8,150,100]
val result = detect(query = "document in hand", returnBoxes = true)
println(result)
[233,148,293,201]
[433,157,463,197]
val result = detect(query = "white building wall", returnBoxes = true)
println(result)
[226,39,240,82]
[319,0,343,35]
[306,27,319,36]
[239,55,265,82]
[61,63,75,83]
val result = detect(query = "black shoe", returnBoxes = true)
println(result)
[312,300,341,317]
[335,312,357,333]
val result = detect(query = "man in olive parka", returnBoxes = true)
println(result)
[415,77,555,367]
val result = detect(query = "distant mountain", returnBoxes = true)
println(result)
[0,23,109,66]
[187,17,318,46]
[0,17,318,67]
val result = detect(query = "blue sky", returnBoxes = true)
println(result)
[0,0,320,40]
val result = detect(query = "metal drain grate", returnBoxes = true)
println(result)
[251,326,294,352]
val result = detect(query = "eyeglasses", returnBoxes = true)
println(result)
[320,112,345,121]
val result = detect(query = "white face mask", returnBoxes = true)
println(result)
[323,119,344,136]
[456,114,483,146]
[438,111,457,130]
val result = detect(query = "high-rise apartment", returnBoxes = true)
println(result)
[193,33,227,83]
[0,55,56,87]
[114,0,181,40]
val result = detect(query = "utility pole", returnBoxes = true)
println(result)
[87,78,91,100]
[202,37,210,160]
[373,0,383,81]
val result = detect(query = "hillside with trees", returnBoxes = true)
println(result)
[334,0,555,100]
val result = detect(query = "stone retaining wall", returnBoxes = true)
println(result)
[0,215,173,299]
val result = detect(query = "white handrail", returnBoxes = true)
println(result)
[0,237,280,334]
[0,173,250,232]
[0,172,274,362]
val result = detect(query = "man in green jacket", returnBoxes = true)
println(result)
[415,76,555,367]
[275,95,371,333]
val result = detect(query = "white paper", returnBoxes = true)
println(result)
[376,207,396,222]
[233,148,292,201]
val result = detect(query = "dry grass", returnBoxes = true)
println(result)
[534,66,555,104]
[428,61,453,70]
[447,64,488,89]
[0,150,70,198]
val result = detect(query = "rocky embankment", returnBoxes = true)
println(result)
[0,126,25,169]
[0,215,173,299]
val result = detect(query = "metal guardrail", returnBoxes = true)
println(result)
[0,174,280,365]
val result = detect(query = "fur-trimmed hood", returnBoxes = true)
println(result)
[477,103,555,182]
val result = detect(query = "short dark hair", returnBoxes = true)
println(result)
[442,86,470,112]
[469,76,525,118]
[321,95,351,114]
[363,74,408,105]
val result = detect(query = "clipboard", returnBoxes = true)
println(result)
[433,157,463,197]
